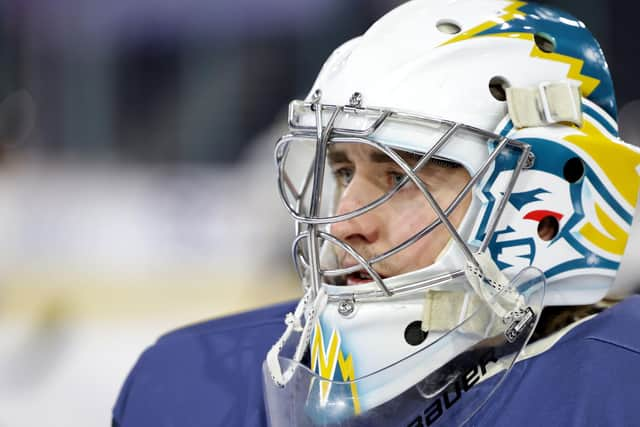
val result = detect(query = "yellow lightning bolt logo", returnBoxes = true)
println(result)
[485,32,600,97]
[311,323,361,414]
[440,1,527,47]
[440,1,600,97]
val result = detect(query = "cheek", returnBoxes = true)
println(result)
[386,197,437,244]
[386,203,444,270]
[384,190,469,268]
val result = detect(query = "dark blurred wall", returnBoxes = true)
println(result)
[0,0,637,164]
[0,0,401,164]
[540,0,639,106]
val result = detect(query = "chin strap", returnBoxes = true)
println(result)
[422,291,499,337]
[266,288,328,386]
[464,251,523,317]
[422,251,534,343]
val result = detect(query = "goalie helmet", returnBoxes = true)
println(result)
[264,1,640,425]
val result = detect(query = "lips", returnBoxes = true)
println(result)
[346,271,372,286]
[338,254,388,286]
[345,269,387,286]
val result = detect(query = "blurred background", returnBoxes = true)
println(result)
[0,0,637,426]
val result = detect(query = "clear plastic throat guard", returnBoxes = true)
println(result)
[263,267,545,427]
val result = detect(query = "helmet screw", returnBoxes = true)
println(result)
[312,89,322,103]
[349,92,363,108]
[338,299,355,316]
[525,152,536,169]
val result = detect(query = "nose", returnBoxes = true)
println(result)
[329,177,381,245]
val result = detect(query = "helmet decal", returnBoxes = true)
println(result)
[474,104,640,281]
[310,322,361,415]
[440,1,616,118]
[564,120,638,210]
[439,1,529,47]
[582,101,618,137]
[508,188,550,210]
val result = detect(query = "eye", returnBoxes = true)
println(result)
[389,171,406,187]
[333,167,354,187]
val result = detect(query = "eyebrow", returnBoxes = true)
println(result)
[370,150,422,165]
[327,148,422,165]
[327,149,350,164]
[328,148,460,168]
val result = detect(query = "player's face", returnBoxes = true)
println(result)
[328,144,471,285]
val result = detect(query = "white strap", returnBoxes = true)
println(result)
[422,291,496,335]
[266,295,307,386]
[419,252,533,343]
[507,81,583,128]
[266,289,327,386]
[464,251,524,318]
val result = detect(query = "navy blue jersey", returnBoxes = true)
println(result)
[113,296,640,427]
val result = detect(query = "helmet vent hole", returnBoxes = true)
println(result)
[537,216,559,241]
[563,157,584,183]
[404,321,428,346]
[534,33,556,53]
[489,76,510,101]
[436,20,461,35]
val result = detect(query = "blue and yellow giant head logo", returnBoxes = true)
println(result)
[472,102,640,303]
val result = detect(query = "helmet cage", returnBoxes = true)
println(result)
[275,93,533,301]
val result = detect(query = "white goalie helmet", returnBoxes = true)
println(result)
[264,1,640,426]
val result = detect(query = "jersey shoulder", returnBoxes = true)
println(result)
[563,294,640,352]
[113,300,297,427]
[473,295,640,426]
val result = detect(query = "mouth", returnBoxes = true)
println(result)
[344,269,387,286]
[333,256,388,286]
